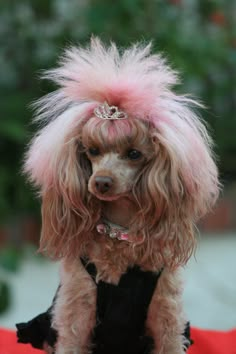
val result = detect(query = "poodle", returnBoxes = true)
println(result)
[18,38,219,354]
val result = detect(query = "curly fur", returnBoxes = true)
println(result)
[24,38,220,354]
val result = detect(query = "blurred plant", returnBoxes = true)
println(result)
[0,280,10,314]
[0,246,22,272]
[0,246,22,314]
[0,0,235,229]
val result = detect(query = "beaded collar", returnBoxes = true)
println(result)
[96,219,131,242]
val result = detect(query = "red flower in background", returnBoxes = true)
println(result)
[210,11,226,26]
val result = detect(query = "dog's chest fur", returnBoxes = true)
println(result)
[85,234,162,285]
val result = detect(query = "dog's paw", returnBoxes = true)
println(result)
[97,268,121,285]
[43,342,55,354]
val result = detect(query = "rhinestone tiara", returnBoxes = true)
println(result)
[94,101,128,120]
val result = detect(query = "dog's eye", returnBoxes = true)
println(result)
[127,149,142,160]
[88,147,100,156]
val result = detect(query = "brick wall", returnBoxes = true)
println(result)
[199,182,236,232]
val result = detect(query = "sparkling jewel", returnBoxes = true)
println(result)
[94,101,128,120]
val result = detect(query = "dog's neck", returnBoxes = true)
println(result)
[101,197,138,229]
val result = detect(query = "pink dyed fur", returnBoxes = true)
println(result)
[25,39,218,212]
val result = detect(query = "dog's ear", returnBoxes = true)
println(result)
[39,141,99,259]
[134,115,219,268]
[24,107,100,259]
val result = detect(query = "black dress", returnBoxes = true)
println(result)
[16,260,192,354]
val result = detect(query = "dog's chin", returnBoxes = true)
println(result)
[93,194,123,202]
[90,191,129,202]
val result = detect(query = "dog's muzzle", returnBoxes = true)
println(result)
[95,176,113,194]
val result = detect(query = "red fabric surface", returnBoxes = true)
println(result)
[188,327,236,354]
[0,327,235,353]
[0,328,42,354]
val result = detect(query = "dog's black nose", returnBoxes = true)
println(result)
[95,176,113,194]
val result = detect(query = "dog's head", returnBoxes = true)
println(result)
[24,39,220,267]
[82,117,154,201]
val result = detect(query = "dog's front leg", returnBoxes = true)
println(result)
[146,268,188,354]
[53,259,97,354]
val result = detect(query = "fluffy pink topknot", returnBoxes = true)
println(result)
[42,38,178,121]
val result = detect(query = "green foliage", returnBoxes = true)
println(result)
[0,0,235,224]
[0,245,23,314]
[0,246,23,272]
[0,92,39,221]
[0,280,11,314]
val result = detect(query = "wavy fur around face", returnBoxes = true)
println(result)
[36,116,210,268]
[24,39,220,266]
